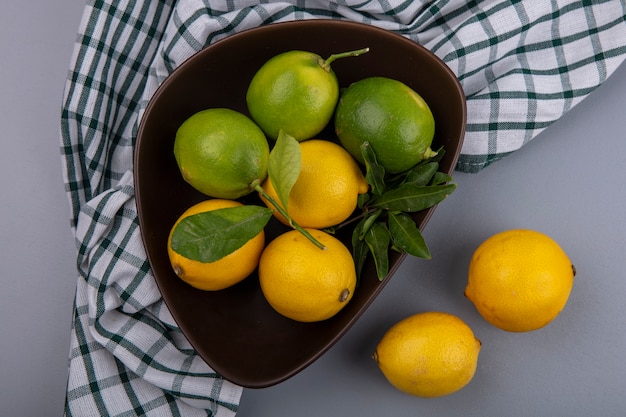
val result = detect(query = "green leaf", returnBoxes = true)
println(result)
[364,222,391,280]
[170,205,272,263]
[404,161,439,186]
[388,212,431,259]
[360,142,386,196]
[371,183,456,212]
[351,218,370,282]
[429,171,453,185]
[268,130,301,211]
[357,192,370,209]
[358,208,383,240]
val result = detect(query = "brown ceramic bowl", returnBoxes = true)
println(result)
[135,19,466,388]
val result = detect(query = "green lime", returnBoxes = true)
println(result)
[246,48,368,141]
[334,76,436,174]
[173,108,269,199]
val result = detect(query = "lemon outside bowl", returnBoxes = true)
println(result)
[134,19,466,388]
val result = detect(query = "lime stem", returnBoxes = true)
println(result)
[254,184,327,250]
[423,147,438,159]
[322,47,370,71]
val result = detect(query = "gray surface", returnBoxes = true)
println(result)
[2,1,625,416]
[1,2,83,417]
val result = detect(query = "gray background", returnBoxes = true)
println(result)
[2,1,625,416]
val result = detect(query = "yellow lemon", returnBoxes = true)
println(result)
[373,312,481,398]
[258,228,357,322]
[260,139,369,229]
[465,229,575,332]
[167,199,265,291]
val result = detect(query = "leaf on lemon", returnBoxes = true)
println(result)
[371,183,456,212]
[268,130,301,211]
[170,205,272,263]
[388,212,431,259]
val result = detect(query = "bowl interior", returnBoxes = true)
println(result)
[135,19,466,388]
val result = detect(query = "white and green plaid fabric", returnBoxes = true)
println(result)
[60,0,625,415]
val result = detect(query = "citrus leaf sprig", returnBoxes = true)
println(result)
[172,131,325,264]
[265,129,301,213]
[254,130,326,250]
[347,142,456,281]
[170,205,272,262]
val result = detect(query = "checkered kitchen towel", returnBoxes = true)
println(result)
[60,0,626,415]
